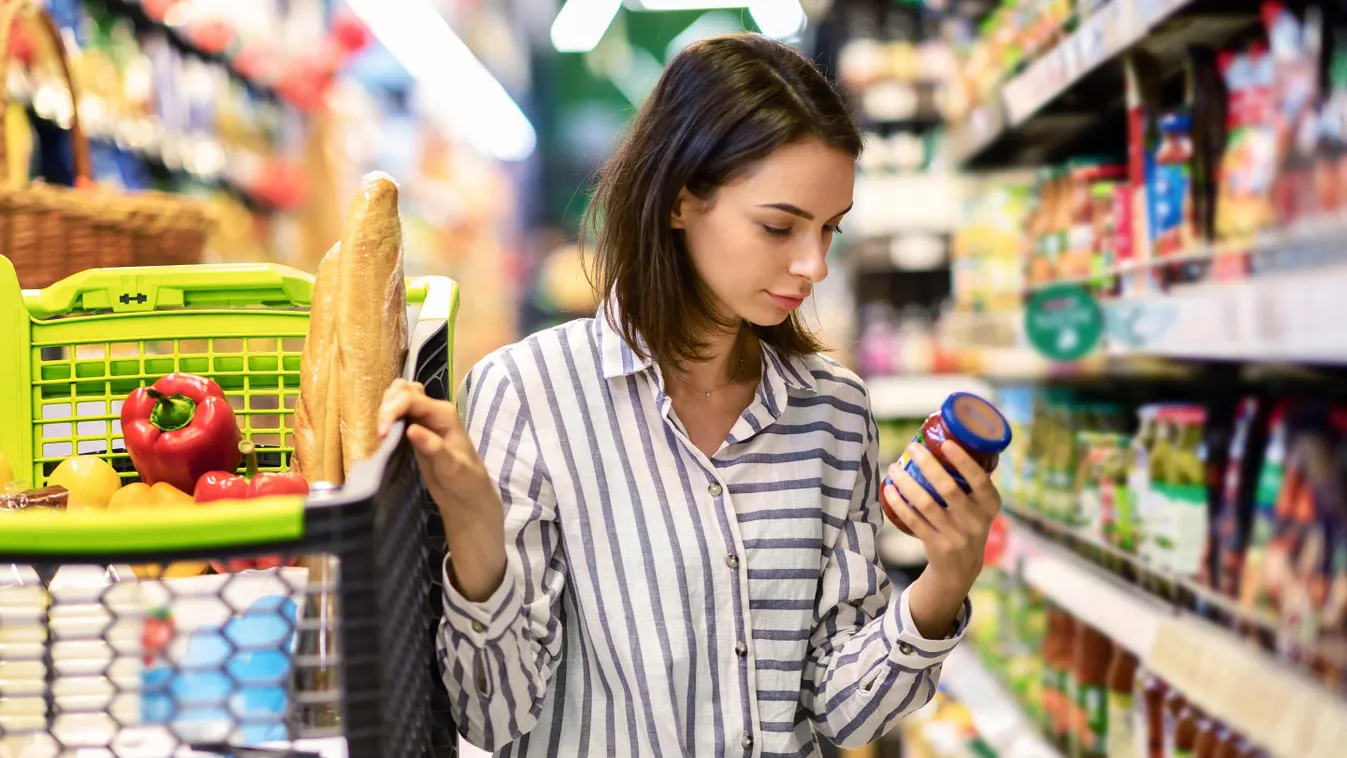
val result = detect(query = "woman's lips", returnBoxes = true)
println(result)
[767,292,806,311]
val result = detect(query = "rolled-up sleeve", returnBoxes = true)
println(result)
[801,394,970,748]
[435,356,565,751]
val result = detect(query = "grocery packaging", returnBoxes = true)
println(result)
[1151,111,1196,259]
[1206,398,1269,597]
[883,392,1012,533]
[1070,622,1114,758]
[0,486,68,510]
[120,373,245,494]
[1106,646,1138,758]
[1215,44,1277,243]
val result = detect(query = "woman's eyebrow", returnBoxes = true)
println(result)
[756,202,854,219]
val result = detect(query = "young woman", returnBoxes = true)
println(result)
[377,33,1001,757]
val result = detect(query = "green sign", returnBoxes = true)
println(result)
[1025,284,1103,362]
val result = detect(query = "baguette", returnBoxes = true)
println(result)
[293,242,343,483]
[336,172,408,475]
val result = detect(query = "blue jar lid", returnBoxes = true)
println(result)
[940,392,1012,455]
[1158,112,1192,134]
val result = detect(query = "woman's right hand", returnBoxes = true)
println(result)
[378,378,507,601]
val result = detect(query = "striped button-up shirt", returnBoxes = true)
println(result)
[437,310,970,757]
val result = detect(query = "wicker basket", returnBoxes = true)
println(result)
[0,0,215,289]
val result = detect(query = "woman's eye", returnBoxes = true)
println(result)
[825,225,843,236]
[762,225,791,238]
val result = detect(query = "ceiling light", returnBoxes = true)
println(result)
[551,0,624,53]
[747,0,806,39]
[346,0,537,162]
[551,0,807,53]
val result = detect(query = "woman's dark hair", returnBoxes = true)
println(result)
[584,33,862,369]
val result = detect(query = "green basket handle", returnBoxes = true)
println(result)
[24,264,444,319]
[24,263,318,318]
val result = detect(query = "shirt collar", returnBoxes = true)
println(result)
[594,298,818,396]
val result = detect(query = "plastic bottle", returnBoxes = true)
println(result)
[1071,623,1115,757]
[1136,671,1168,758]
[1106,646,1138,758]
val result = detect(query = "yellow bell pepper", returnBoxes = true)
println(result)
[106,482,208,579]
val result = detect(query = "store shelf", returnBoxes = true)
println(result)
[866,374,994,419]
[1102,257,1347,365]
[942,646,1064,758]
[104,0,288,106]
[1001,512,1347,758]
[949,0,1261,167]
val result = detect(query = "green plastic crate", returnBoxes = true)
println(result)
[1,257,452,491]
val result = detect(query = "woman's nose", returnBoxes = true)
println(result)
[789,242,829,283]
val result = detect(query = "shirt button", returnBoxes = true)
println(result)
[742,734,754,749]
[708,482,723,497]
[472,620,486,634]
[725,554,740,569]
[898,641,915,655]
[735,641,748,657]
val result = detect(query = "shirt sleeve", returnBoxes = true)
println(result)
[435,355,566,751]
[801,394,971,749]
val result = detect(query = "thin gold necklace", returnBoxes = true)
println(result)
[676,351,746,399]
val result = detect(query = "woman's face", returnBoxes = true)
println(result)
[672,138,856,328]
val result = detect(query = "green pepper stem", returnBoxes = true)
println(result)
[146,389,196,432]
[240,440,258,480]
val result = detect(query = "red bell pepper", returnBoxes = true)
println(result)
[122,374,244,494]
[195,440,309,573]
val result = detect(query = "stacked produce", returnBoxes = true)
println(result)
[995,386,1347,692]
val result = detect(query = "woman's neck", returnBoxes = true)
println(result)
[669,325,759,395]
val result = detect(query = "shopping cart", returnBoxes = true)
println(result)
[0,256,460,758]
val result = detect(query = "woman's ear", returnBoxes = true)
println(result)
[670,188,695,230]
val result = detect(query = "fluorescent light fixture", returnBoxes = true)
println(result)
[552,0,807,53]
[551,0,624,53]
[747,0,806,39]
[346,0,537,162]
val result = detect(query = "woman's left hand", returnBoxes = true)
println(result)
[883,441,1002,638]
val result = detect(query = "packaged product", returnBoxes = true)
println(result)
[883,393,1012,533]
[1063,159,1126,282]
[1206,398,1269,597]
[1070,622,1114,758]
[1186,45,1228,250]
[1265,1,1326,227]
[1165,692,1201,758]
[1136,671,1168,758]
[1150,112,1196,260]
[1155,405,1210,579]
[1106,646,1138,758]
[1215,44,1278,244]
[1043,608,1077,752]
[1123,52,1165,296]
[1132,406,1163,567]
[1239,401,1292,613]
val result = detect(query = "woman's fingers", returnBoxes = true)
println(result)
[940,442,1002,520]
[378,386,458,438]
[892,464,954,534]
[905,444,977,517]
[885,483,935,541]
